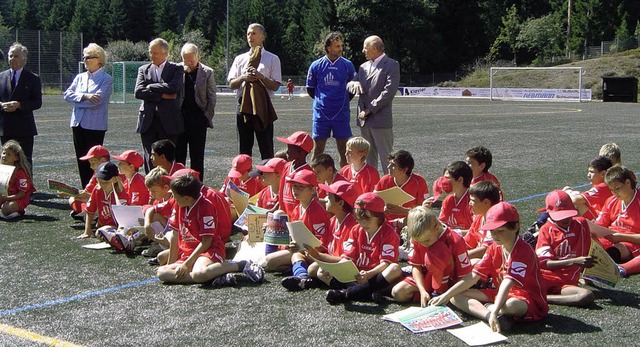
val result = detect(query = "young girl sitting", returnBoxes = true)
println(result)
[0,140,36,219]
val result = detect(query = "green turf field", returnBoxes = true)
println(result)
[1,95,640,346]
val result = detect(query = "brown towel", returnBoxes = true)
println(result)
[240,46,278,131]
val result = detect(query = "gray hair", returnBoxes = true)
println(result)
[248,23,266,38]
[9,42,28,57]
[181,43,199,57]
[149,38,169,52]
[83,43,107,67]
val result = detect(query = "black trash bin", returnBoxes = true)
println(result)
[602,76,638,102]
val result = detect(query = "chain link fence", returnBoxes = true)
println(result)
[0,28,83,91]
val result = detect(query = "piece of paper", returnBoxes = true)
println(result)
[375,186,415,206]
[227,181,249,216]
[287,221,322,249]
[232,240,266,263]
[234,204,269,230]
[46,179,79,196]
[582,239,621,287]
[313,259,360,283]
[247,214,268,242]
[111,205,144,229]
[392,305,463,334]
[0,164,15,196]
[447,322,508,346]
[82,242,112,250]
[587,220,615,238]
[381,306,424,323]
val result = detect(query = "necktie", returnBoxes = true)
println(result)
[11,71,16,91]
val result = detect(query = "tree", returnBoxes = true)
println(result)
[105,0,128,41]
[517,13,564,64]
[154,0,179,36]
[489,5,522,64]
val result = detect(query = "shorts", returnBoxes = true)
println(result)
[478,287,547,322]
[543,275,577,294]
[178,250,224,264]
[599,237,640,257]
[312,120,352,140]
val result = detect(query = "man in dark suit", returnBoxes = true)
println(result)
[134,38,184,173]
[347,35,400,174]
[0,43,42,169]
[177,43,216,181]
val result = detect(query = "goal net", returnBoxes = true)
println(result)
[489,67,590,101]
[111,61,146,104]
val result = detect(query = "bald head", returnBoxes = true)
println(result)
[362,35,384,61]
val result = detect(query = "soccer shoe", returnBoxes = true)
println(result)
[281,276,321,291]
[617,264,628,278]
[325,289,348,305]
[211,273,237,288]
[70,210,86,222]
[242,260,265,283]
[142,242,163,257]
[147,257,160,266]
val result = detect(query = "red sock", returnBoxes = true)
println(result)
[621,256,640,275]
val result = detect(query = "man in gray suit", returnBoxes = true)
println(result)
[177,43,216,180]
[347,35,400,174]
[134,38,184,173]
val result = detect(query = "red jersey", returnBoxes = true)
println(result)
[408,226,472,293]
[173,194,225,261]
[167,162,186,176]
[84,176,98,193]
[124,173,150,206]
[439,189,473,230]
[339,163,380,193]
[474,238,548,322]
[317,172,347,200]
[471,172,501,188]
[200,185,232,242]
[279,162,312,218]
[536,218,591,287]
[341,222,400,271]
[596,189,640,235]
[327,213,358,256]
[581,182,612,220]
[464,214,493,250]
[85,188,129,227]
[374,173,429,220]
[7,167,35,211]
[290,198,332,249]
[221,176,264,197]
[256,186,279,210]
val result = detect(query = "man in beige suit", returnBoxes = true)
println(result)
[177,43,217,180]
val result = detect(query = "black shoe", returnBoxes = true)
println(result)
[69,211,85,222]
[326,289,348,305]
[281,276,305,291]
[147,257,159,266]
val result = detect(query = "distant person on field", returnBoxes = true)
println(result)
[134,38,184,173]
[339,136,380,194]
[535,190,595,307]
[563,156,613,220]
[307,32,356,168]
[64,43,113,188]
[0,42,42,170]
[0,140,35,219]
[177,43,216,181]
[286,79,294,100]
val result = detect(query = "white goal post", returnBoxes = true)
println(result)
[489,66,587,102]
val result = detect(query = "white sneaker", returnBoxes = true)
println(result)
[211,273,237,287]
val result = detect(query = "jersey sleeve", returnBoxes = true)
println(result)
[452,236,473,277]
[306,61,317,88]
[340,224,360,260]
[534,225,554,267]
[379,226,400,264]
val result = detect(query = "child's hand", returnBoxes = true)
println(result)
[385,204,406,215]
[422,197,435,208]
[175,263,189,279]
[574,256,595,268]
[355,270,371,284]
[288,241,300,253]
[304,244,320,259]
[419,290,431,308]
[428,294,448,307]
[604,233,624,243]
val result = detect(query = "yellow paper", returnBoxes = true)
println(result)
[375,186,414,206]
[582,239,620,287]
[229,188,249,216]
[314,259,360,283]
[247,214,268,242]
[287,221,322,249]
[248,192,260,205]
[586,220,615,238]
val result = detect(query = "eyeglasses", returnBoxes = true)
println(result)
[82,56,97,60]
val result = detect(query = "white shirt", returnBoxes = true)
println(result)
[227,47,282,98]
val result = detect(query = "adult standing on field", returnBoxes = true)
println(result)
[306,32,356,168]
[228,23,282,160]
[64,43,113,187]
[177,43,216,181]
[347,35,399,175]
[134,38,184,173]
[0,42,42,170]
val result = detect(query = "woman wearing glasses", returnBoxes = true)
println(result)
[63,43,113,187]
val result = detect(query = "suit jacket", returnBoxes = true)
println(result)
[356,55,400,128]
[179,62,217,128]
[134,61,184,135]
[0,68,42,137]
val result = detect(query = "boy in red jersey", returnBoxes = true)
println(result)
[311,153,346,202]
[325,193,402,305]
[536,190,594,306]
[563,156,613,220]
[221,154,264,197]
[277,131,314,219]
[150,139,185,175]
[465,181,501,261]
[156,174,264,285]
[113,149,150,206]
[438,161,473,235]
[80,162,128,239]
[391,206,472,306]
[339,136,380,193]
[430,202,548,333]
[254,157,287,211]
[68,145,110,220]
[466,146,501,190]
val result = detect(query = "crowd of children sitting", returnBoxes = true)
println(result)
[5,132,638,333]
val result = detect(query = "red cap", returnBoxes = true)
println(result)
[544,190,578,221]
[79,145,109,160]
[432,175,452,201]
[354,192,385,213]
[276,131,314,153]
[256,157,287,174]
[162,168,201,182]
[483,202,519,230]
[318,181,362,207]
[228,154,252,178]
[112,150,144,169]
[286,169,318,186]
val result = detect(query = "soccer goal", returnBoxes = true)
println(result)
[111,61,146,104]
[489,66,589,102]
